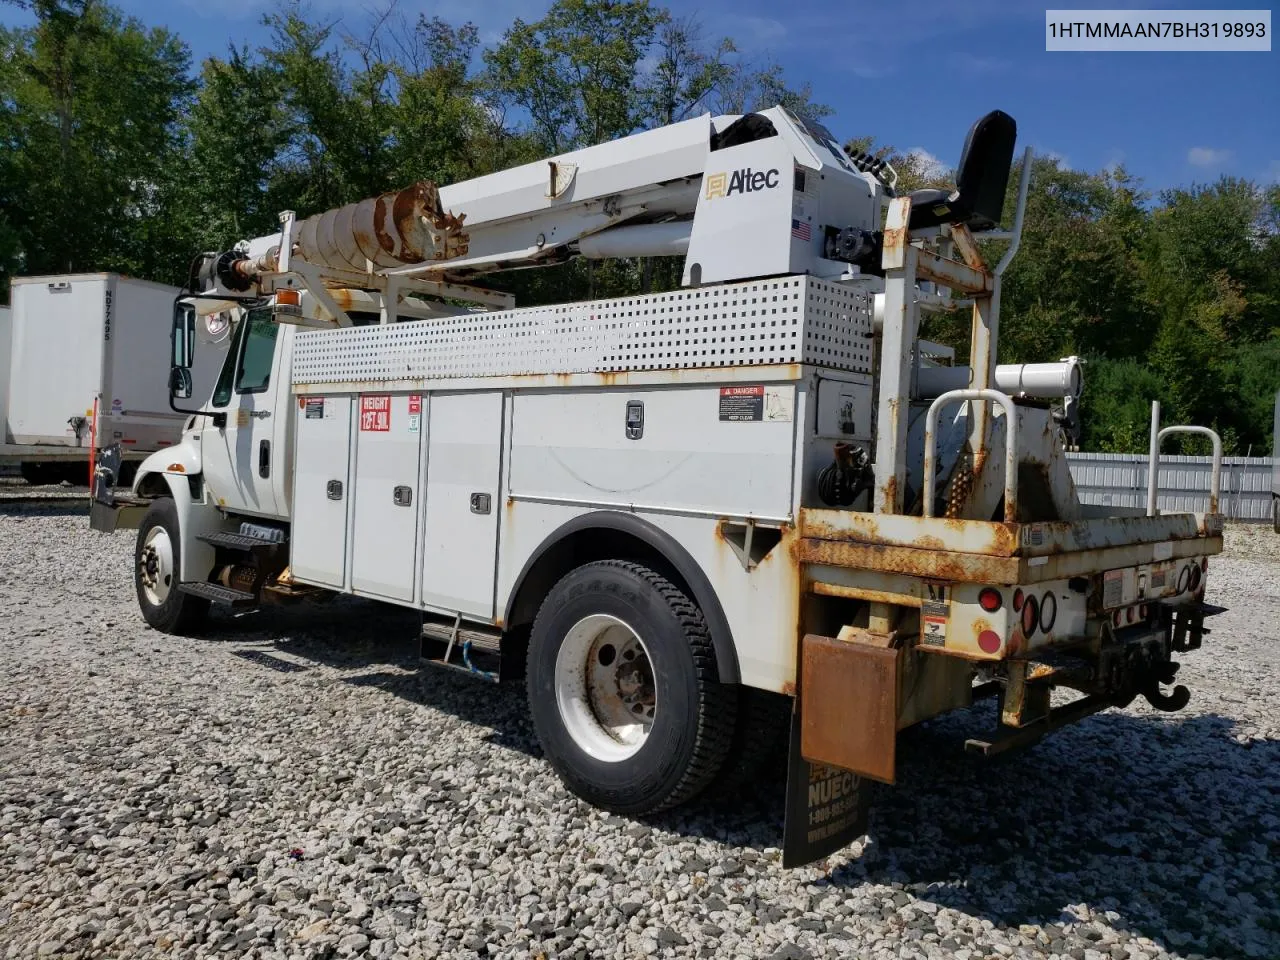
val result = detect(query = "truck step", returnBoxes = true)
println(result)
[197,531,286,553]
[421,621,501,682]
[178,581,258,608]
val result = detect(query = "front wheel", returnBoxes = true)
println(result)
[135,498,208,635]
[526,560,736,815]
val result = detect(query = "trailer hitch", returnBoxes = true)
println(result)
[1140,661,1190,712]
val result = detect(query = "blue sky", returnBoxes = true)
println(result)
[3,0,1277,190]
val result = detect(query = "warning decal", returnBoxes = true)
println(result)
[921,600,948,646]
[304,398,324,420]
[719,385,765,421]
[360,395,391,432]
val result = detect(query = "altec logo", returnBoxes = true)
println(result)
[705,167,781,199]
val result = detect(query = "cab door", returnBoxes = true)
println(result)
[201,311,284,518]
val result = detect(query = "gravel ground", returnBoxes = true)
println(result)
[1,512,1276,960]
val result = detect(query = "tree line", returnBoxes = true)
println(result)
[1,0,1277,453]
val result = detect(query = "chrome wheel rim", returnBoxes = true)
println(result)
[554,614,656,762]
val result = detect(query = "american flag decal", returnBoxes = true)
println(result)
[791,219,811,241]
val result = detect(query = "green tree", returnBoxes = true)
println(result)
[0,0,193,285]
[484,0,665,152]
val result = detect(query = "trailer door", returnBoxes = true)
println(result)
[420,392,504,618]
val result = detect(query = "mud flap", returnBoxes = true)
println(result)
[781,632,897,867]
[782,713,872,868]
[800,633,898,783]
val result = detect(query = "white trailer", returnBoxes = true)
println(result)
[92,106,1226,866]
[2,274,221,484]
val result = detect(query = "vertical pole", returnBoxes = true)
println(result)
[872,197,917,515]
[1146,400,1161,517]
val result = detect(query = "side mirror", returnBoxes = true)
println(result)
[169,365,192,399]
[171,301,196,369]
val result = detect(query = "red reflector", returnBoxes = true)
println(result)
[1013,588,1024,612]
[1126,607,1135,624]
[978,588,1003,612]
[978,630,1002,653]
[1021,595,1039,637]
[1113,609,1123,627]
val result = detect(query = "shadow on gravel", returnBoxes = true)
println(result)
[836,707,1279,960]
[0,503,89,518]
[210,598,1277,958]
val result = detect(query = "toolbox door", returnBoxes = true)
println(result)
[350,393,422,603]
[420,392,504,618]
[290,396,352,589]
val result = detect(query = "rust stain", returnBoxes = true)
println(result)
[781,681,796,697]
[799,538,1019,585]
[883,224,907,257]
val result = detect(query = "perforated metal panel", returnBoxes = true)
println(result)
[292,275,872,389]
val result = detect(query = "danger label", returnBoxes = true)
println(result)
[408,395,422,415]
[719,385,765,421]
[921,600,948,646]
[360,395,391,431]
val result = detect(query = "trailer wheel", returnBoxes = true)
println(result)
[135,498,208,635]
[527,561,736,815]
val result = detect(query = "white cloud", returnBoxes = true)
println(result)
[741,16,788,47]
[905,147,949,180]
[1188,146,1232,168]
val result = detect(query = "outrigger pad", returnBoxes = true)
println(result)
[782,712,871,868]
[800,633,899,784]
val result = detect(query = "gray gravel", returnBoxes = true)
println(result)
[1,510,1276,960]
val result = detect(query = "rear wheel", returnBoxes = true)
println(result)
[135,498,208,635]
[527,561,736,815]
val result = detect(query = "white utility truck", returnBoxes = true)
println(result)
[3,274,222,485]
[92,107,1225,865]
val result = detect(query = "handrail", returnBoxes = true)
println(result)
[995,146,1034,278]
[1147,424,1223,515]
[923,388,1018,522]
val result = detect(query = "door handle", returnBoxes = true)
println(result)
[249,409,272,420]
[259,439,270,478]
[393,485,413,507]
[326,480,343,500]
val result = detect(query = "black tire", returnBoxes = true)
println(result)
[716,686,792,791]
[526,560,736,815]
[135,498,209,635]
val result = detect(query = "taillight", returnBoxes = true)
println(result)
[1039,592,1057,634]
[1177,565,1191,594]
[977,630,1002,653]
[1139,604,1149,620]
[1190,564,1202,592]
[978,588,1003,612]
[1201,558,1209,572]
[1126,606,1135,624]
[1021,595,1039,637]
[1012,588,1024,612]
[1113,609,1123,627]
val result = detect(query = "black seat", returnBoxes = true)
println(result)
[908,110,1017,231]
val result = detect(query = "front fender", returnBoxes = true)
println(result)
[129,432,222,581]
[132,431,202,496]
